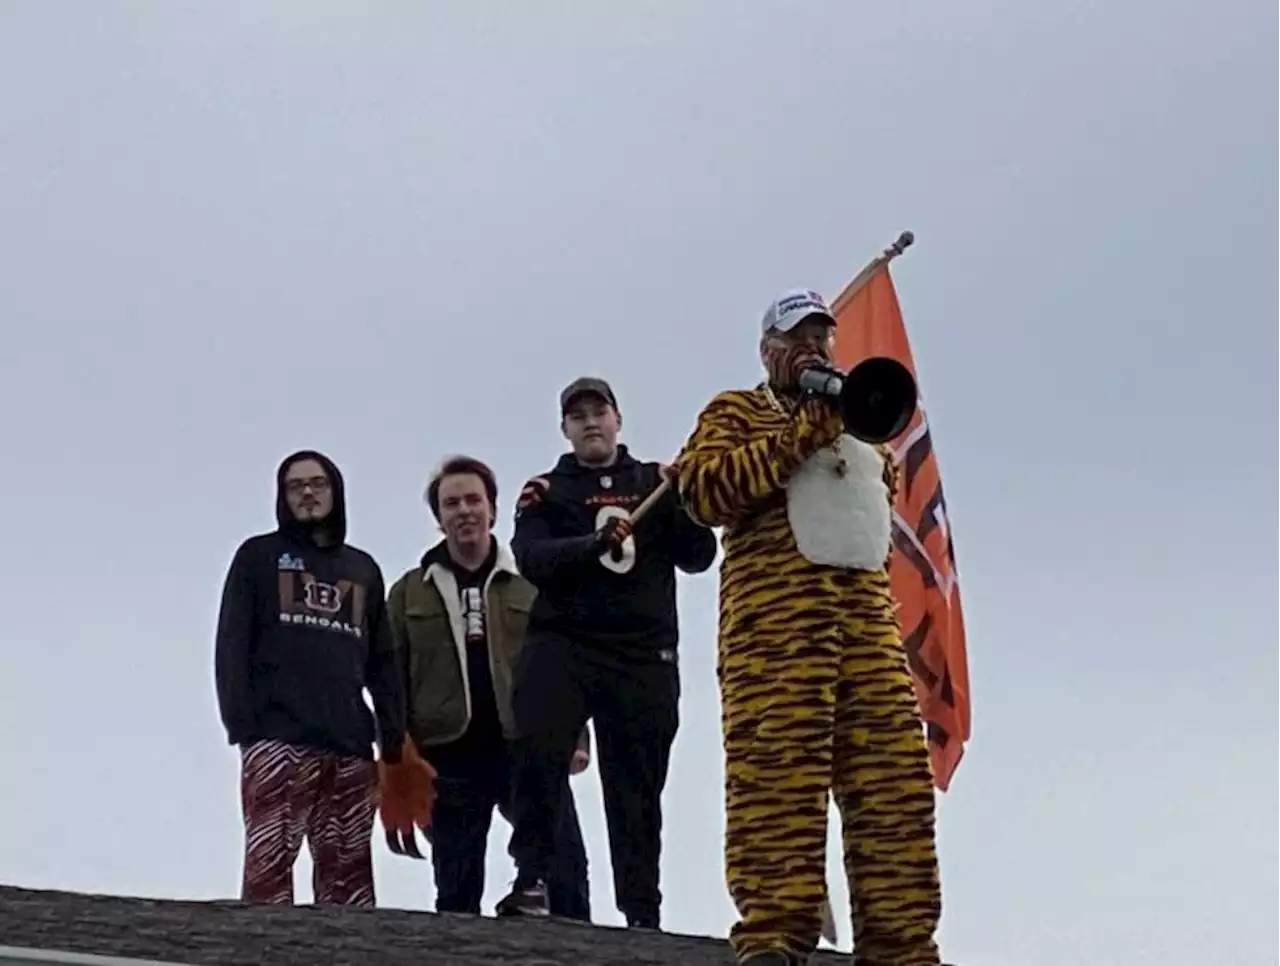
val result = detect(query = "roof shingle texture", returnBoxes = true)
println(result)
[0,885,851,965]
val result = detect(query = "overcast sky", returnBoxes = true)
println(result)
[0,4,1274,965]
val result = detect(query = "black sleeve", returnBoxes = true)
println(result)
[511,476,600,584]
[214,541,257,745]
[649,472,719,575]
[365,563,406,764]
[665,491,719,574]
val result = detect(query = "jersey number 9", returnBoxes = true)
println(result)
[595,505,637,575]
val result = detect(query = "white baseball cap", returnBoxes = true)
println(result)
[760,288,836,334]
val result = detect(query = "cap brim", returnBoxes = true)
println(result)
[772,309,836,333]
[561,389,615,412]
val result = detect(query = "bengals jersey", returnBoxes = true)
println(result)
[511,444,718,664]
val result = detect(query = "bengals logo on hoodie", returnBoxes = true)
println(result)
[277,563,368,638]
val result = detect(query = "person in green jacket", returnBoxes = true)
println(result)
[385,454,591,920]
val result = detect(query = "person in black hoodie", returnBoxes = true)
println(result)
[214,449,406,907]
[498,378,718,929]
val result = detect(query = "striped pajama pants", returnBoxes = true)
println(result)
[239,739,378,906]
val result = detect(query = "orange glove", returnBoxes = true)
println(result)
[377,738,438,860]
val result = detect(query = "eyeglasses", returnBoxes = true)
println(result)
[285,477,330,495]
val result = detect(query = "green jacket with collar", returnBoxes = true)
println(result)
[386,539,590,757]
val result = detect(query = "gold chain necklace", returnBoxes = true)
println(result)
[760,381,787,415]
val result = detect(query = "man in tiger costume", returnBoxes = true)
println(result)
[672,289,944,966]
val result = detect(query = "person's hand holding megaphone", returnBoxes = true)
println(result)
[794,393,845,451]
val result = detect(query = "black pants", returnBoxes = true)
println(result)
[426,749,590,920]
[508,635,680,926]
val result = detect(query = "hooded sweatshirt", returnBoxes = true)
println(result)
[214,450,405,762]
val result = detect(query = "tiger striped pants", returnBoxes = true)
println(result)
[239,739,378,906]
[720,594,942,965]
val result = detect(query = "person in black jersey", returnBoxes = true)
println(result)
[385,455,591,919]
[498,378,718,929]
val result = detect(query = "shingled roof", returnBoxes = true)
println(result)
[0,885,851,966]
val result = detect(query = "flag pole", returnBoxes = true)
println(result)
[830,230,915,314]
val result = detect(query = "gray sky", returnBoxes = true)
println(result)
[0,3,1274,964]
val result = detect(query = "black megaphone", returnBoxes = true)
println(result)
[797,357,918,443]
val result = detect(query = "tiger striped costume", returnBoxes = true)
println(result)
[673,383,942,966]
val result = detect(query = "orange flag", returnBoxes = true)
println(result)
[829,259,971,792]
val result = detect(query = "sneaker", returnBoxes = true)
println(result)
[496,878,550,918]
[626,913,660,930]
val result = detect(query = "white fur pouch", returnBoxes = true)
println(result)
[786,434,891,570]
